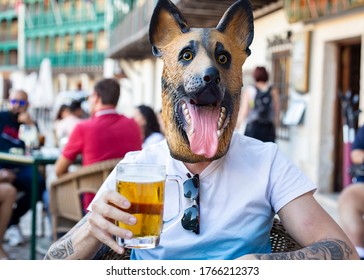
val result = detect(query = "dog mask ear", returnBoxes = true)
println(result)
[216,0,254,56]
[149,0,189,57]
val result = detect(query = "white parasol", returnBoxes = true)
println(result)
[32,58,54,108]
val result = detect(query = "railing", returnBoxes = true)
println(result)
[0,4,13,12]
[25,51,104,68]
[0,34,17,42]
[284,0,364,23]
[109,0,158,54]
[110,0,136,30]
[27,10,105,28]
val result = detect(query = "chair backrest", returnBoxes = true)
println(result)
[49,158,122,241]
[96,217,302,260]
[270,217,302,252]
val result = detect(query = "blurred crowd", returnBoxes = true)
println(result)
[0,78,165,259]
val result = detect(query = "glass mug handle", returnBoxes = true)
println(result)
[162,175,184,233]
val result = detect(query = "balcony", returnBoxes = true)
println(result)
[108,0,282,60]
[26,51,105,71]
[284,0,364,23]
[26,10,105,29]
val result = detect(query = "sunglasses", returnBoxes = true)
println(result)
[181,173,200,234]
[10,99,27,107]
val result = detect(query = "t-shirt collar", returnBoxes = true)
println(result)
[94,108,118,117]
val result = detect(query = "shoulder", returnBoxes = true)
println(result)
[0,111,11,118]
[116,114,139,126]
[228,133,278,163]
[149,132,165,141]
[125,140,169,164]
[242,85,257,99]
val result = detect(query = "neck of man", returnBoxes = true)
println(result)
[184,161,211,175]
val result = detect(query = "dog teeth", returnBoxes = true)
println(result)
[188,127,195,136]
[182,103,192,124]
[217,130,221,138]
[218,107,226,130]
[186,115,191,124]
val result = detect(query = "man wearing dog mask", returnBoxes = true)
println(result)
[45,0,358,260]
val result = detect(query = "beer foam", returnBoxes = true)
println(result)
[119,175,164,183]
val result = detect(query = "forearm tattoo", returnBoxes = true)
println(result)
[44,238,74,260]
[254,239,354,260]
[44,216,87,260]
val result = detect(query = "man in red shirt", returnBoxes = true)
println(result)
[55,78,142,210]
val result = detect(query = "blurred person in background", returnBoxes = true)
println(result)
[0,169,17,259]
[133,105,165,149]
[0,89,46,246]
[236,66,280,142]
[54,100,84,149]
[338,124,364,260]
[54,78,142,213]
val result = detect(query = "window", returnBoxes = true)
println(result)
[0,51,4,65]
[74,33,83,52]
[85,32,94,51]
[9,49,17,65]
[10,18,17,40]
[97,30,106,51]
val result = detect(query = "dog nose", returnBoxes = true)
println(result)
[192,67,223,105]
[203,67,220,85]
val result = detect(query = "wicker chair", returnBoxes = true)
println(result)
[97,217,302,260]
[49,158,121,241]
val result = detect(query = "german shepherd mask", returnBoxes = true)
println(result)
[149,0,254,163]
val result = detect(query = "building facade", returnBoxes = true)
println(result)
[0,0,110,107]
[0,0,18,102]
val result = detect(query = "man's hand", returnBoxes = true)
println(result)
[87,190,137,254]
[17,112,34,125]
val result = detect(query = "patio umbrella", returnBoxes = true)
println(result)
[33,58,54,108]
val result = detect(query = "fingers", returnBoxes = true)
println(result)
[93,190,136,224]
[18,112,33,124]
[88,190,136,253]
[87,212,129,255]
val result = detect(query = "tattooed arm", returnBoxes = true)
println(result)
[238,192,359,260]
[244,238,354,260]
[44,190,136,260]
[44,215,101,260]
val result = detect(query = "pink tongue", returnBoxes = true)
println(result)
[186,104,220,158]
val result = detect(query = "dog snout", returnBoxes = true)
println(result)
[184,67,224,106]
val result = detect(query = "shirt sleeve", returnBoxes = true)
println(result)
[269,147,317,213]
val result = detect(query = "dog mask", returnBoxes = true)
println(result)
[149,0,254,163]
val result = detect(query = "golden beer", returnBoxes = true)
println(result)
[116,179,165,237]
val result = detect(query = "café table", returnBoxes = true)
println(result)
[0,151,59,260]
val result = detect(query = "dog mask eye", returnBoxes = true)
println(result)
[217,54,228,64]
[182,51,193,61]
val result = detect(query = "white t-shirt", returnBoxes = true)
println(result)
[142,132,165,149]
[89,133,316,260]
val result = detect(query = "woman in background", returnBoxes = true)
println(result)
[133,105,165,149]
[236,66,280,142]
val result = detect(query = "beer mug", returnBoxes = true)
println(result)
[115,163,183,249]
